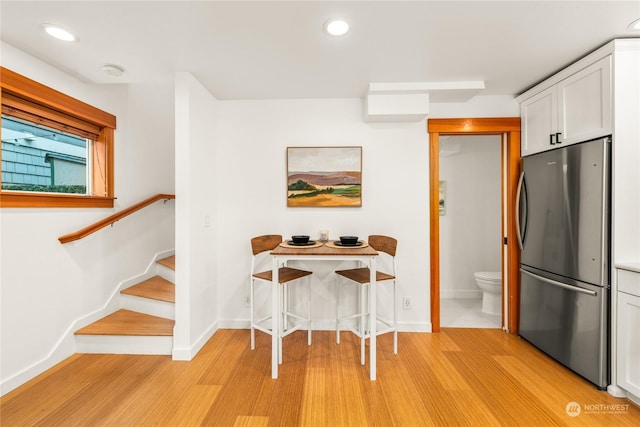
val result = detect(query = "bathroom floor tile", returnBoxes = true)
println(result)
[441,298,501,328]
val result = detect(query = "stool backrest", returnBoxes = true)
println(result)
[251,234,282,255]
[368,235,397,257]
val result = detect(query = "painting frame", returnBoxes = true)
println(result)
[286,146,362,207]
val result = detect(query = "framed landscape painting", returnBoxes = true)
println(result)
[287,146,362,207]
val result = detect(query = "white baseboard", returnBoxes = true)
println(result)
[218,319,251,329]
[628,392,640,406]
[172,321,218,361]
[0,335,75,396]
[400,322,432,333]
[607,384,628,398]
[217,318,431,333]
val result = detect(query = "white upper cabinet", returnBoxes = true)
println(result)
[520,55,612,157]
[521,87,557,156]
[558,56,612,145]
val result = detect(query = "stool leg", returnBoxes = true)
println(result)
[360,282,366,365]
[279,284,283,365]
[393,279,398,354]
[308,277,312,346]
[250,278,255,350]
[336,278,341,344]
[282,281,288,333]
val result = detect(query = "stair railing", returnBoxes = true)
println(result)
[58,193,175,244]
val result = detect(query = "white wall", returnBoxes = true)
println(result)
[212,96,518,332]
[173,73,218,359]
[215,98,431,331]
[439,135,502,298]
[0,42,176,394]
[430,95,519,118]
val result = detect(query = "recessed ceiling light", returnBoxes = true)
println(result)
[628,18,640,32]
[324,19,349,36]
[101,64,125,77]
[41,24,77,42]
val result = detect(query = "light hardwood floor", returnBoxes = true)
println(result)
[2,329,638,426]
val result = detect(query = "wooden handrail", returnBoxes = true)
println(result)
[58,193,175,244]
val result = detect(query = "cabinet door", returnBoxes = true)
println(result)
[521,86,557,157]
[617,291,640,399]
[557,56,612,145]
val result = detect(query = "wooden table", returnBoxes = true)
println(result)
[270,242,379,380]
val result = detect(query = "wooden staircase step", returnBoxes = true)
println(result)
[157,255,175,270]
[75,309,174,336]
[121,276,175,303]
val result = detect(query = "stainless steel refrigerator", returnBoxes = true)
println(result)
[518,136,610,388]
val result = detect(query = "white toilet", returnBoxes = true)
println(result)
[474,271,502,315]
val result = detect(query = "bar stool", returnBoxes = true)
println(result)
[335,235,398,364]
[250,234,313,363]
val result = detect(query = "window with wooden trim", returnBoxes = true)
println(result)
[0,67,116,208]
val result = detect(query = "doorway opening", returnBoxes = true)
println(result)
[439,134,502,328]
[428,118,521,334]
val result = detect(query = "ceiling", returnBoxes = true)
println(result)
[1,1,639,101]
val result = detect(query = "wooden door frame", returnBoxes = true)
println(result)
[428,118,521,334]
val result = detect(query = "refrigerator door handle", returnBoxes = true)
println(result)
[516,171,526,251]
[520,269,597,296]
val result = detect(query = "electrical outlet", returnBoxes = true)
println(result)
[243,296,251,307]
[403,296,412,310]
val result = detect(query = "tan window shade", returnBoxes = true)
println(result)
[2,92,100,140]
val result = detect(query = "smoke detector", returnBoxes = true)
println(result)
[101,64,125,77]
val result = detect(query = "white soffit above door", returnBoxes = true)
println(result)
[364,80,485,122]
[368,81,486,102]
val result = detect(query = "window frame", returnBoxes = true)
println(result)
[0,67,116,208]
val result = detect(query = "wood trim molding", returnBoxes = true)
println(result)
[92,127,114,197]
[506,131,522,333]
[1,67,117,207]
[0,192,114,208]
[58,194,175,244]
[428,117,521,335]
[428,117,521,134]
[0,67,116,128]
[429,132,441,332]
